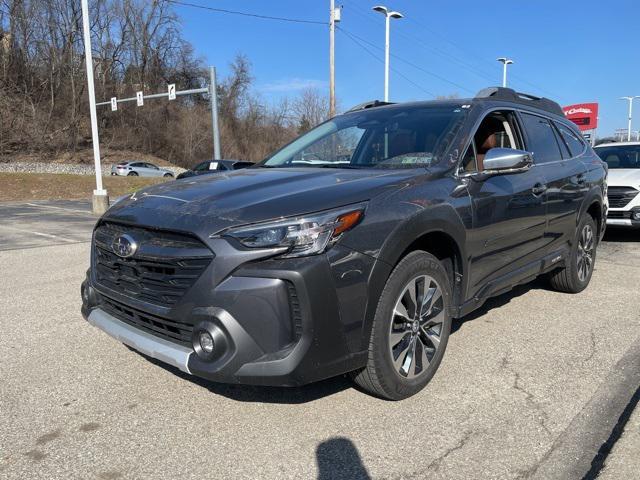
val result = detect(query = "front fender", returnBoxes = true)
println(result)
[353,203,469,352]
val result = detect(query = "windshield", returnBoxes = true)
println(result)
[595,145,640,169]
[262,105,468,169]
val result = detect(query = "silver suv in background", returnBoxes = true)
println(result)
[594,142,640,228]
[111,161,175,178]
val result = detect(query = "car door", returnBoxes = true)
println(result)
[129,162,145,175]
[545,121,590,248]
[463,109,548,299]
[144,163,162,177]
[518,113,585,255]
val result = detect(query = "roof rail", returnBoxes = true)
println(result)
[346,100,395,113]
[475,87,564,116]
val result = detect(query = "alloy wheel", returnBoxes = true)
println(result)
[388,275,445,378]
[577,224,595,282]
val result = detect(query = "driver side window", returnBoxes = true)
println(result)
[193,162,208,172]
[461,111,520,173]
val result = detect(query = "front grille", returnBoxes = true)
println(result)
[100,294,193,347]
[607,186,638,209]
[93,222,213,307]
[608,210,633,219]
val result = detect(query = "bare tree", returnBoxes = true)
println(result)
[0,1,331,166]
[293,87,330,133]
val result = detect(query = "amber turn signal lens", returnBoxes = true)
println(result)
[333,210,364,237]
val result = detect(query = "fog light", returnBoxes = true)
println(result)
[632,211,640,220]
[199,331,214,354]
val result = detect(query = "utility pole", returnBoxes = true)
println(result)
[497,57,514,88]
[620,96,640,142]
[329,0,336,117]
[81,0,109,214]
[373,5,403,102]
[210,66,221,160]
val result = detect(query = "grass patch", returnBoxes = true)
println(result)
[0,172,168,202]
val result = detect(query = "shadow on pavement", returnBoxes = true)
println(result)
[133,349,353,404]
[133,278,553,402]
[451,277,549,333]
[602,227,639,243]
[316,437,371,480]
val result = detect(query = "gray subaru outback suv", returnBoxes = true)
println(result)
[82,87,607,400]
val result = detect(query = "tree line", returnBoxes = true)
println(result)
[0,0,329,166]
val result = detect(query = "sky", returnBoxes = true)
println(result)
[170,0,640,137]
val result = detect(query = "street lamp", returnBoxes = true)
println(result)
[496,57,514,88]
[620,96,640,142]
[372,5,403,102]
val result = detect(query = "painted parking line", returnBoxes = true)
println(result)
[0,224,77,243]
[24,202,94,215]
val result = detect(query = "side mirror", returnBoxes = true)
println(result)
[482,148,533,174]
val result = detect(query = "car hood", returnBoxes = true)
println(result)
[607,169,640,188]
[103,167,421,235]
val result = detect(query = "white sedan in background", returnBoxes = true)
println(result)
[594,142,640,228]
[110,161,174,178]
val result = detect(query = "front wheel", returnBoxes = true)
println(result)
[163,173,173,178]
[127,171,138,177]
[549,214,597,293]
[351,251,452,400]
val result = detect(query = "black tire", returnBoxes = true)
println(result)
[127,171,138,176]
[163,173,173,178]
[549,214,597,293]
[351,251,452,400]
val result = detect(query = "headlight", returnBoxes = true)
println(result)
[220,203,366,258]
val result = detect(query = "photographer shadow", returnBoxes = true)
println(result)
[316,437,371,480]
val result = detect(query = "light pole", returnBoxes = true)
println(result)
[620,96,640,141]
[81,0,109,214]
[496,57,514,88]
[329,0,341,117]
[373,5,403,102]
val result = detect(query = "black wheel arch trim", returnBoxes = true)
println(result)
[358,204,468,352]
[578,186,605,237]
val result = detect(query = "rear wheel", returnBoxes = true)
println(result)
[549,214,597,293]
[163,173,173,178]
[351,251,452,400]
[127,171,138,176]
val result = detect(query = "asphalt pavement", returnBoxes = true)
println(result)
[0,200,639,479]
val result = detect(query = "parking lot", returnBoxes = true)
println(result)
[1,200,639,479]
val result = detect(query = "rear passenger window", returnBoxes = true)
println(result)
[520,113,563,164]
[555,123,585,157]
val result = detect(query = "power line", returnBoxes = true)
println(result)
[338,26,474,95]
[403,15,565,101]
[342,1,496,85]
[341,0,565,101]
[166,0,327,25]
[337,27,436,98]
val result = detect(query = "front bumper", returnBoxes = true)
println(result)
[81,240,375,387]
[606,207,640,228]
[87,307,192,373]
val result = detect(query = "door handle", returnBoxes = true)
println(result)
[532,183,547,195]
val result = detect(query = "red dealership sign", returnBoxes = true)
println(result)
[563,103,598,131]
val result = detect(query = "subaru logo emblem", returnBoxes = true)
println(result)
[111,234,137,258]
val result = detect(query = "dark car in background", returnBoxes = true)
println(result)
[82,87,607,400]
[176,159,254,179]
